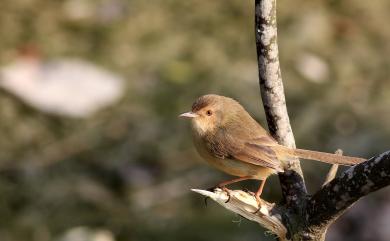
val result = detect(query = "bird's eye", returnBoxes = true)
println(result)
[206,110,212,116]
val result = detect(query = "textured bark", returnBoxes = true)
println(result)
[308,151,390,228]
[254,1,307,236]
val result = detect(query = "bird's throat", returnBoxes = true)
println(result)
[191,118,215,137]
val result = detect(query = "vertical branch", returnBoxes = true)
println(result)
[254,0,307,209]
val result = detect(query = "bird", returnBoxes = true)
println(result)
[179,94,366,204]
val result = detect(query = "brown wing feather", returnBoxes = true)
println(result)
[233,142,284,172]
[207,128,283,172]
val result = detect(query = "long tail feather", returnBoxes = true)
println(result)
[291,148,365,166]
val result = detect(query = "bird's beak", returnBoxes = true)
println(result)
[179,112,198,118]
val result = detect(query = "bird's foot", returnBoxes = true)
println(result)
[252,196,264,214]
[204,186,231,204]
[206,185,231,203]
[220,186,231,203]
[204,186,216,206]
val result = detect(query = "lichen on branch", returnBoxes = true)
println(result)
[308,151,390,228]
[255,0,307,210]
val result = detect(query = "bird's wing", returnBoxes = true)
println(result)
[210,129,283,172]
[232,140,284,172]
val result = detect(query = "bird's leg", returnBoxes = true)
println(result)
[255,179,266,203]
[254,179,267,211]
[216,176,253,189]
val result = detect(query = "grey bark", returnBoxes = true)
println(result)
[254,0,307,229]
[308,151,390,229]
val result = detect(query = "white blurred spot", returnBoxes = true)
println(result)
[58,227,115,241]
[63,0,125,22]
[296,53,329,84]
[0,56,124,118]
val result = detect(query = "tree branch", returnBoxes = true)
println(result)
[322,150,342,187]
[254,0,307,208]
[308,151,390,229]
[192,188,288,240]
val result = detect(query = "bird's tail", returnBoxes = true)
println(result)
[287,148,366,166]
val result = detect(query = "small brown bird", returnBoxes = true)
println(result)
[180,94,366,203]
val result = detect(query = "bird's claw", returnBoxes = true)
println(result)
[204,196,209,207]
[220,186,231,203]
[204,186,219,207]
[252,197,264,214]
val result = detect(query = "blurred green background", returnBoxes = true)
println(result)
[0,0,389,241]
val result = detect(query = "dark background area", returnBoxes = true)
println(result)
[0,0,389,240]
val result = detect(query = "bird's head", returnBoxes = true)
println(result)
[179,94,243,136]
